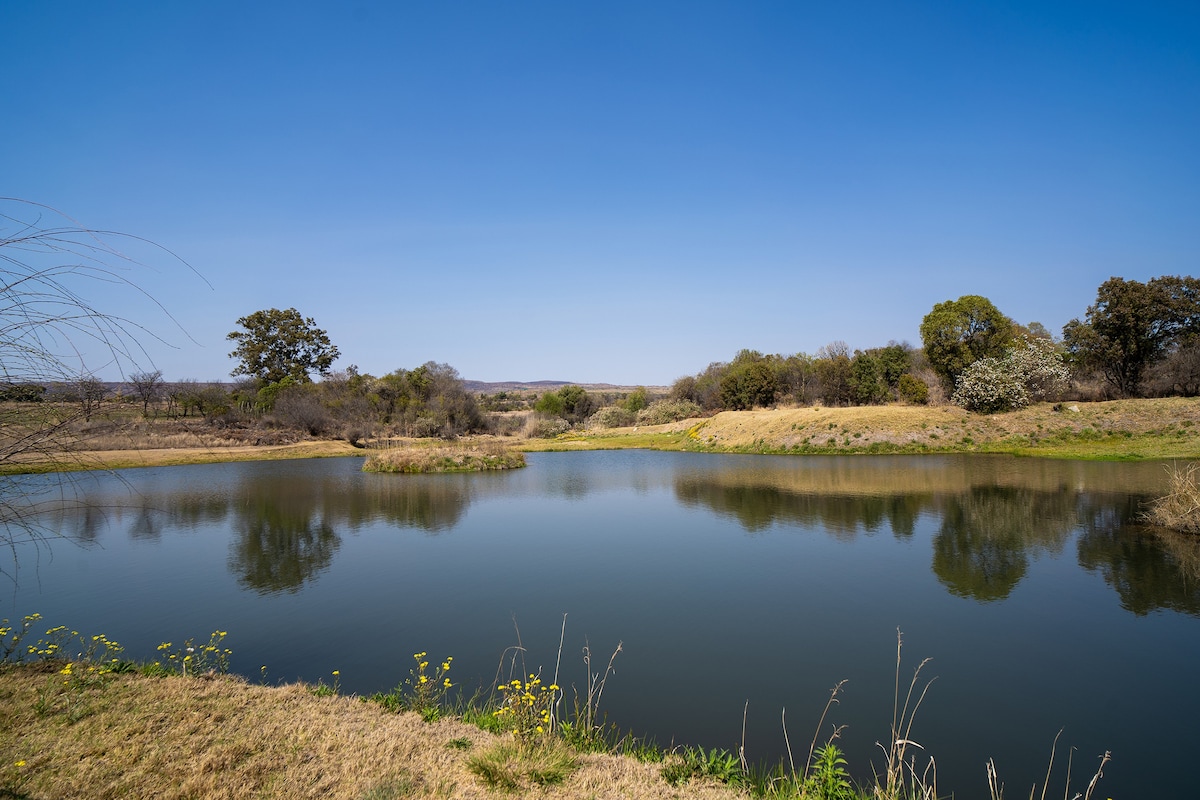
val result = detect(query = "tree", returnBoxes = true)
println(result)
[535,385,596,424]
[951,337,1069,413]
[1063,276,1200,397]
[368,362,482,438]
[849,351,888,405]
[622,387,649,413]
[227,308,339,385]
[814,342,853,406]
[920,295,1015,391]
[129,369,164,415]
[719,356,778,410]
[74,374,107,421]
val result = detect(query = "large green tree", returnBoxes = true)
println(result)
[1062,275,1200,397]
[719,360,778,410]
[227,308,340,384]
[919,295,1014,391]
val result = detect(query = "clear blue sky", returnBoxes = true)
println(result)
[4,1,1198,385]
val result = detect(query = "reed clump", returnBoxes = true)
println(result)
[1145,462,1200,533]
[362,442,526,474]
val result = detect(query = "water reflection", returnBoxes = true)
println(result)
[932,487,1075,602]
[668,457,1198,614]
[1077,500,1200,616]
[227,477,340,594]
[674,479,926,538]
[208,472,474,593]
[7,454,1197,615]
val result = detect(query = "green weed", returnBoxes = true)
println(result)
[661,745,745,787]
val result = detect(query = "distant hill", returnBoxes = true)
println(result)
[462,380,667,393]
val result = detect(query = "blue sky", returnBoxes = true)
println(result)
[4,1,1198,385]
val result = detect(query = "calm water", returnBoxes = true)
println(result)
[3,451,1197,797]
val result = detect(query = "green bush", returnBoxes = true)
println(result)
[897,374,930,405]
[622,387,649,413]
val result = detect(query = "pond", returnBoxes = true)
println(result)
[3,451,1197,797]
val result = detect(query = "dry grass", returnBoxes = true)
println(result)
[1,440,364,474]
[0,666,739,800]
[553,398,1200,461]
[1144,462,1200,534]
[363,442,526,474]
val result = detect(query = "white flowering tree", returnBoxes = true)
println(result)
[952,338,1069,413]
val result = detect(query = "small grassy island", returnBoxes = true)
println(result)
[362,443,527,474]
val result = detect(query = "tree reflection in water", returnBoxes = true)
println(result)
[1077,494,1200,616]
[675,468,1200,615]
[227,477,340,595]
[932,486,1075,602]
[674,479,927,539]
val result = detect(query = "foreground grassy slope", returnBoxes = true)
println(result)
[0,665,734,800]
[537,398,1200,461]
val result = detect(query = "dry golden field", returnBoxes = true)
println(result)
[0,666,737,800]
[540,397,1200,461]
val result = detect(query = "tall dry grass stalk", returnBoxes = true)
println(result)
[1145,461,1200,534]
[876,629,937,800]
[986,733,1111,800]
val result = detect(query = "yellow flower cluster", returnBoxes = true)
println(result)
[404,651,454,720]
[154,631,232,676]
[494,673,560,740]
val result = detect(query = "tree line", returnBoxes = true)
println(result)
[665,275,1199,416]
[3,275,1196,446]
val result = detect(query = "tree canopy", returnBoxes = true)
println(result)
[1062,276,1200,397]
[227,308,340,384]
[919,295,1015,390]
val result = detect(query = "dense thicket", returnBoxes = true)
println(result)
[669,343,922,411]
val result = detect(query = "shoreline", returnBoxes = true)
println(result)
[4,398,1199,475]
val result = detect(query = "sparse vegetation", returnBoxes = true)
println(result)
[1145,462,1200,533]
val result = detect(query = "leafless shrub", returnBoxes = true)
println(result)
[487,412,528,437]
[272,391,331,436]
[1,198,200,569]
[587,406,635,429]
[635,399,701,425]
[523,416,570,439]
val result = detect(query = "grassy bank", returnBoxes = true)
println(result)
[0,663,741,800]
[0,439,364,475]
[542,398,1200,461]
[1,621,1111,800]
